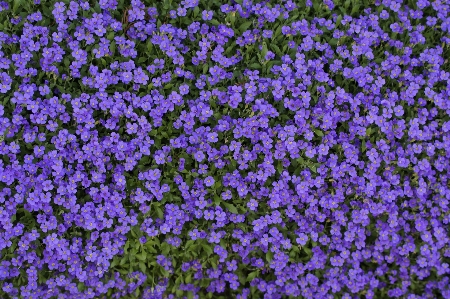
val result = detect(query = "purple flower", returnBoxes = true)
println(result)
[202,10,213,21]
[155,153,166,165]
[204,176,215,187]
[296,233,308,246]
[207,132,218,143]
[194,151,205,162]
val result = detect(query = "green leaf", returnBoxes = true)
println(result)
[238,21,253,33]
[361,140,367,153]
[273,25,282,40]
[276,161,283,173]
[335,15,343,27]
[147,42,154,53]
[247,271,259,282]
[110,258,119,268]
[214,180,222,189]
[136,252,147,261]
[110,41,116,55]
[209,19,220,26]
[225,45,235,55]
[202,243,213,256]
[228,13,236,26]
[261,42,268,59]
[124,240,130,254]
[302,246,312,257]
[161,242,170,255]
[214,195,221,205]
[328,38,338,46]
[351,4,361,15]
[120,257,128,265]
[139,262,146,273]
[223,202,238,214]
[270,44,282,56]
[193,6,200,18]
[13,0,26,13]
[314,129,324,137]
[155,206,163,218]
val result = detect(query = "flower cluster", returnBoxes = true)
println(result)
[0,0,450,298]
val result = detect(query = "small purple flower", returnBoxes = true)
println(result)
[296,233,308,246]
[179,84,189,95]
[207,132,218,143]
[155,153,166,165]
[42,180,54,191]
[247,198,258,211]
[194,151,205,162]
[204,176,215,187]
[202,10,213,21]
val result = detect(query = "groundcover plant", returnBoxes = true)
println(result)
[0,0,449,298]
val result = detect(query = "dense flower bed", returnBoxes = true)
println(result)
[0,0,450,298]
